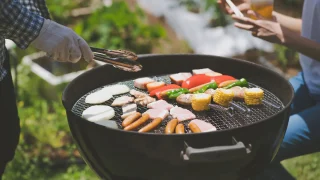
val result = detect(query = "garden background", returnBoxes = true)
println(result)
[3,0,319,179]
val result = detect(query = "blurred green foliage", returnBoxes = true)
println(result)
[178,0,201,13]
[3,1,168,179]
[46,0,91,24]
[74,1,166,53]
[2,64,97,179]
[274,44,299,70]
[178,0,230,27]
[204,0,230,27]
[282,152,320,180]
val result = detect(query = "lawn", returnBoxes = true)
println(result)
[282,153,320,180]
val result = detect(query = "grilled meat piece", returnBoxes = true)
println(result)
[147,100,174,110]
[111,96,134,106]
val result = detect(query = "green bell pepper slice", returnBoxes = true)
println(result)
[168,88,189,99]
[224,78,249,89]
[166,88,183,97]
[194,82,218,94]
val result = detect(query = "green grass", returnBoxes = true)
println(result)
[3,155,99,180]
[47,165,99,180]
[282,153,320,180]
[4,149,320,180]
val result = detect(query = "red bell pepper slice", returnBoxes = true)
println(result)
[149,84,180,97]
[210,75,236,85]
[181,74,212,89]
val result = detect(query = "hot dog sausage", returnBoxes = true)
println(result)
[165,119,178,134]
[139,118,162,133]
[188,122,201,133]
[122,112,141,127]
[175,124,185,134]
[124,114,150,131]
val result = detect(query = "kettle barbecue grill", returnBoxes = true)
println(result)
[62,54,294,180]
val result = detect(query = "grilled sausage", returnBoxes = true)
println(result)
[175,124,185,134]
[122,112,141,127]
[188,122,201,133]
[165,119,178,134]
[218,80,238,88]
[139,118,162,133]
[124,114,150,131]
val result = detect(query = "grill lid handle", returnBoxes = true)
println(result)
[181,137,251,163]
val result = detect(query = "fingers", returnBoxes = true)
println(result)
[253,29,270,37]
[33,20,93,64]
[51,52,60,61]
[234,22,255,30]
[251,31,259,37]
[59,46,70,62]
[247,10,265,20]
[232,14,257,25]
[78,37,94,63]
[232,15,261,34]
[218,0,250,14]
[69,43,82,63]
[237,3,251,12]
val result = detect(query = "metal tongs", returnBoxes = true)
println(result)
[91,47,142,72]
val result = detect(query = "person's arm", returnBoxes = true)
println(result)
[283,30,320,61]
[232,11,320,62]
[0,0,44,49]
[272,11,302,34]
[0,0,93,62]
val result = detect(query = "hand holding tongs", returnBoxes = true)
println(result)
[90,47,142,72]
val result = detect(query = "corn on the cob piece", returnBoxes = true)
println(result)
[244,88,264,105]
[191,93,212,111]
[213,88,234,107]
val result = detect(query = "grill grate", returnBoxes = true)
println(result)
[71,75,284,133]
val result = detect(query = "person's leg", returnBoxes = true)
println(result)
[252,73,318,180]
[275,103,320,160]
[289,72,316,115]
[0,50,20,178]
[254,103,320,180]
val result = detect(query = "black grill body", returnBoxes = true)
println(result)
[62,54,294,180]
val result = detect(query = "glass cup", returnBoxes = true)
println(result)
[250,0,274,19]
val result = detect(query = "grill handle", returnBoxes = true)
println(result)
[181,137,251,163]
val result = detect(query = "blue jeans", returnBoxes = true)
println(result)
[254,72,320,179]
